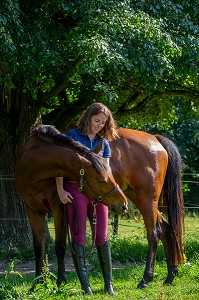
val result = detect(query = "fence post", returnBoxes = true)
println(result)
[112,213,119,236]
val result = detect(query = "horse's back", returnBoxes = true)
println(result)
[112,128,167,166]
[110,128,168,195]
[116,128,165,149]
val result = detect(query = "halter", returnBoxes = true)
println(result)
[79,167,119,203]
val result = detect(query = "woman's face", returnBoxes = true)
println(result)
[89,112,107,134]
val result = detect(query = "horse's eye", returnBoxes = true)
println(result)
[98,178,107,183]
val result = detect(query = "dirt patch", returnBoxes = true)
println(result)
[0,258,132,277]
[0,257,75,277]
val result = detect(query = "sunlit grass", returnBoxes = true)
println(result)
[1,260,199,299]
[0,213,199,299]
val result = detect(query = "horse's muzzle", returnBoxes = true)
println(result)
[121,204,128,215]
[112,202,128,215]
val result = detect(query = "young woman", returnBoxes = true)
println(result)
[56,103,118,295]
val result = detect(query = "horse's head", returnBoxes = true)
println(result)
[28,125,128,214]
[77,154,128,215]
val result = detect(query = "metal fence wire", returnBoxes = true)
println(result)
[0,174,198,235]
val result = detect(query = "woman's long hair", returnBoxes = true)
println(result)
[77,103,118,141]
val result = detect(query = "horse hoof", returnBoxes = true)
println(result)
[164,279,174,286]
[29,285,35,293]
[137,282,148,289]
[57,278,67,287]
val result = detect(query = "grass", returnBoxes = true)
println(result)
[0,213,199,299]
[1,262,199,299]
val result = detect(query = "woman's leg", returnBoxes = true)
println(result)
[87,201,109,246]
[65,182,89,245]
[71,239,92,295]
[88,202,115,295]
[64,182,92,294]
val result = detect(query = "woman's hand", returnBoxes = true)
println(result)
[55,177,73,204]
[58,189,73,204]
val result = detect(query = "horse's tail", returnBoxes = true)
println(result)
[155,134,184,265]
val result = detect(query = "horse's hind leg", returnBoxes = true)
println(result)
[137,200,161,289]
[25,205,46,282]
[158,212,178,285]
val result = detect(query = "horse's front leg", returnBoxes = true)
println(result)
[25,206,46,284]
[53,205,67,286]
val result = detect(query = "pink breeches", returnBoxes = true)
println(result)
[64,181,109,246]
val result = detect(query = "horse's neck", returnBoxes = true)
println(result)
[26,137,83,180]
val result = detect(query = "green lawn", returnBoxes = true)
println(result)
[0,214,199,299]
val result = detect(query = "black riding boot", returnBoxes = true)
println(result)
[97,240,115,295]
[71,240,92,295]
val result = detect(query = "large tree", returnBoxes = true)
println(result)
[0,0,199,249]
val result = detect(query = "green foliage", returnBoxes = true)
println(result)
[0,260,24,299]
[1,1,199,141]
[1,0,199,107]
[0,260,78,299]
[58,0,199,104]
[31,258,78,299]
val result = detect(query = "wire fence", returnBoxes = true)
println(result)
[0,174,199,237]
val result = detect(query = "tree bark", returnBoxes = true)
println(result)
[0,85,41,249]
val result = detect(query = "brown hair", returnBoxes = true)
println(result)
[77,103,118,141]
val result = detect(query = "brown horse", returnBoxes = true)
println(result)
[14,125,128,286]
[15,125,184,289]
[110,128,184,288]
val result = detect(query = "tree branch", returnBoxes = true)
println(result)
[41,56,82,103]
[118,87,199,117]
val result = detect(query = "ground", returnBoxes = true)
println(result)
[0,257,74,277]
[0,257,131,277]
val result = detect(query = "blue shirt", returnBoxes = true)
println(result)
[66,128,111,158]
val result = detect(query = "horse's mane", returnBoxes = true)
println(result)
[30,124,108,176]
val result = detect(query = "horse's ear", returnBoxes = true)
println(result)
[93,139,103,155]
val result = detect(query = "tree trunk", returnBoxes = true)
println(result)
[0,85,41,250]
